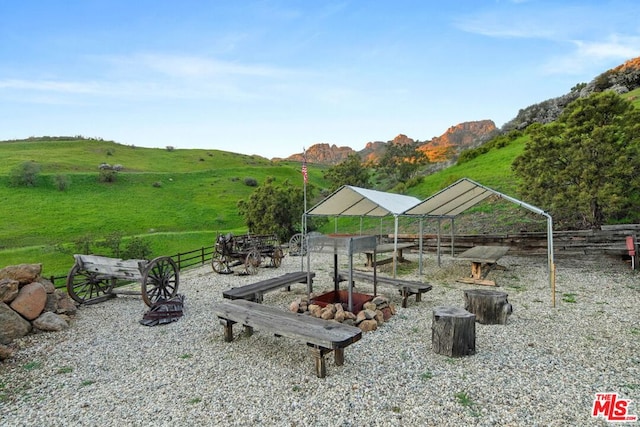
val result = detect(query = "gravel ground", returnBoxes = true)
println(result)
[1,250,639,426]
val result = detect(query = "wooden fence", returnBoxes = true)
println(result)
[388,224,640,257]
[49,225,639,288]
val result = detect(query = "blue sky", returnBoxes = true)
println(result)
[1,1,639,159]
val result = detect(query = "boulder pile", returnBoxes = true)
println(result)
[0,263,77,360]
[289,294,396,332]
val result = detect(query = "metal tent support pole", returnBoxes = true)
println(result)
[451,217,455,256]
[437,217,442,267]
[419,218,424,276]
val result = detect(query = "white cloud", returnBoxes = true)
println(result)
[541,35,640,75]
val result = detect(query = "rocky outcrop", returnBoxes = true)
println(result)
[285,122,498,166]
[503,55,640,132]
[0,263,77,360]
[418,120,498,162]
[288,143,355,165]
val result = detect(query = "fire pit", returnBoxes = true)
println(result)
[311,290,373,313]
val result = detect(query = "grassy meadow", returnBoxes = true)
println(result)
[0,139,328,277]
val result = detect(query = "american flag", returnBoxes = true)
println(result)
[301,155,308,184]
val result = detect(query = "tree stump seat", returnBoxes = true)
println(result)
[463,289,513,325]
[431,306,476,357]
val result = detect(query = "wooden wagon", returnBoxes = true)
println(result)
[211,233,283,275]
[66,254,179,306]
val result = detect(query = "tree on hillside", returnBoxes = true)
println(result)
[512,91,640,229]
[323,154,370,192]
[378,142,429,184]
[237,177,321,242]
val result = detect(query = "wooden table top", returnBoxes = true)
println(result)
[457,246,510,264]
[364,242,415,254]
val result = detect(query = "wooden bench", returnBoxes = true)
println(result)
[222,271,315,303]
[337,270,432,308]
[212,299,362,378]
[363,243,415,267]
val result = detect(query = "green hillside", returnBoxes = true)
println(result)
[0,138,327,276]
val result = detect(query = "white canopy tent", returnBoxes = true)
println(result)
[305,185,421,276]
[302,180,556,306]
[402,178,556,306]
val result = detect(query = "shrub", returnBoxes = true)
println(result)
[53,174,71,191]
[243,177,258,187]
[122,237,153,260]
[9,161,41,187]
[152,181,162,188]
[166,146,175,152]
[97,231,124,257]
[98,169,117,183]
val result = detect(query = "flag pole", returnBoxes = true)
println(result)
[301,148,308,271]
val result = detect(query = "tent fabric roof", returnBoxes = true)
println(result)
[402,178,495,217]
[306,185,421,217]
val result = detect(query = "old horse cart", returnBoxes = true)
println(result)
[211,233,284,275]
[66,254,179,306]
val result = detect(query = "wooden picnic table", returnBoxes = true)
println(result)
[456,246,510,286]
[363,243,414,267]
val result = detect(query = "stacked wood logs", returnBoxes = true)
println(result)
[289,295,395,332]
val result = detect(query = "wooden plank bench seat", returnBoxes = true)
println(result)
[212,299,362,378]
[337,270,432,308]
[222,271,315,303]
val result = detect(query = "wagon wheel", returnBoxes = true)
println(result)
[212,255,233,274]
[271,247,284,268]
[141,256,179,306]
[244,249,261,275]
[66,263,116,304]
[288,233,305,256]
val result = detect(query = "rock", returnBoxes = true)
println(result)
[0,264,42,285]
[363,302,377,311]
[39,278,56,294]
[320,307,335,320]
[44,289,76,314]
[0,279,19,303]
[0,302,32,344]
[389,303,397,315]
[308,304,322,317]
[334,311,346,323]
[382,307,393,321]
[334,303,344,312]
[358,319,378,332]
[374,310,384,325]
[33,312,69,332]
[363,309,377,320]
[10,282,47,320]
[289,299,300,313]
[344,311,357,320]
[372,296,388,305]
[355,310,367,324]
[0,344,14,360]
